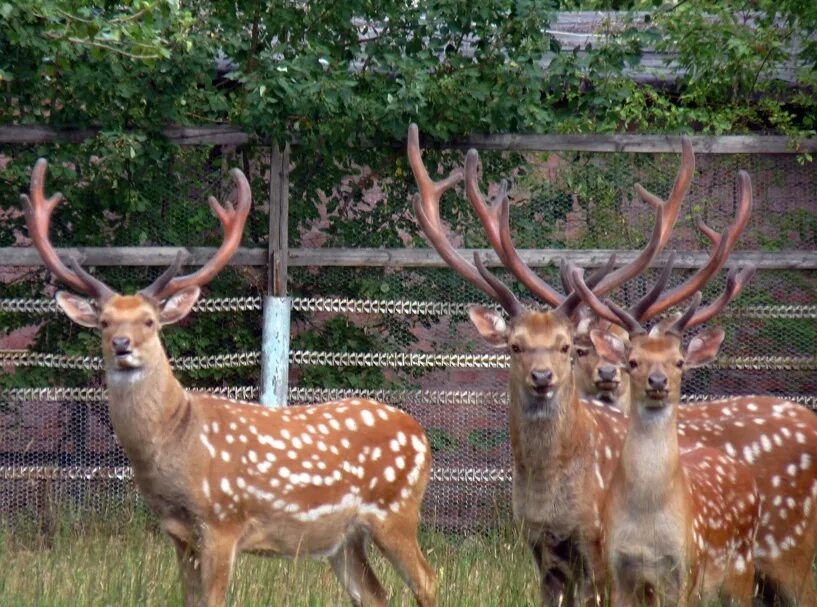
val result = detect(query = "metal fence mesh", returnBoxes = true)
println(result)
[0,143,815,533]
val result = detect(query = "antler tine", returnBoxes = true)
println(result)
[408,124,524,314]
[498,194,566,306]
[138,251,188,300]
[685,265,756,330]
[149,168,252,301]
[464,147,566,307]
[590,203,666,297]
[639,170,753,321]
[473,254,525,317]
[633,136,694,248]
[464,150,508,265]
[21,158,116,300]
[567,265,644,333]
[554,254,618,319]
[665,291,703,336]
[631,251,677,322]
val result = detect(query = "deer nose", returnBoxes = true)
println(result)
[530,369,553,388]
[598,366,617,382]
[648,373,667,390]
[112,336,131,354]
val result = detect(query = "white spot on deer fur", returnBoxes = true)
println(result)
[248,450,258,463]
[202,480,211,500]
[330,419,341,431]
[760,435,772,452]
[225,435,235,445]
[787,464,798,476]
[200,434,216,458]
[236,477,246,489]
[341,438,351,449]
[733,554,747,574]
[330,445,340,455]
[747,403,758,411]
[390,439,400,452]
[344,418,357,431]
[281,429,291,440]
[796,432,807,444]
[221,451,231,462]
[781,427,792,438]
[258,461,272,474]
[211,422,220,433]
[279,466,290,478]
[377,409,388,420]
[317,441,327,452]
[287,450,297,460]
[371,447,382,461]
[802,454,812,470]
[369,477,378,489]
[318,424,329,435]
[395,456,406,469]
[724,443,736,457]
[412,434,427,453]
[742,446,755,465]
[360,410,375,426]
[221,478,232,495]
[384,466,396,482]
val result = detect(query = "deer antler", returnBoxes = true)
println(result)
[21,158,116,300]
[636,170,753,321]
[139,168,252,300]
[462,138,694,308]
[408,124,524,316]
[568,257,756,336]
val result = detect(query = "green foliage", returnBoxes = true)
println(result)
[1,1,815,393]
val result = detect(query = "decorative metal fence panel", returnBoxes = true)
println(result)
[1,140,815,533]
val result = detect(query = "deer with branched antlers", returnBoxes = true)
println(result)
[408,124,817,605]
[570,262,760,606]
[22,159,436,607]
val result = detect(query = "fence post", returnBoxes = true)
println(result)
[261,142,291,408]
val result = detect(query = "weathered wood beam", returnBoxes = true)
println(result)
[3,247,816,270]
[3,124,816,154]
[0,125,249,146]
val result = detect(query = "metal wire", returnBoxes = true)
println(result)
[3,296,816,318]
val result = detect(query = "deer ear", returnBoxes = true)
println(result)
[468,305,509,348]
[55,291,99,328]
[589,328,627,366]
[159,287,201,326]
[684,328,725,368]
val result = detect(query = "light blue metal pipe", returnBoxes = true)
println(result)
[260,296,291,408]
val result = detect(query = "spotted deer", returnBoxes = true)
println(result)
[409,125,817,605]
[569,263,761,606]
[22,159,436,607]
[408,124,681,604]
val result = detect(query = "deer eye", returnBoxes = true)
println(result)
[575,348,588,357]
[675,359,684,369]
[145,318,155,328]
[100,320,109,329]
[560,344,570,354]
[510,344,522,354]
[628,360,639,370]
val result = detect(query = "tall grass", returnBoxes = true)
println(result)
[0,507,538,606]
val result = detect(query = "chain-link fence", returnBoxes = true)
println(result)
[1,139,815,533]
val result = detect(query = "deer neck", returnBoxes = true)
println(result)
[616,403,683,510]
[105,353,187,465]
[509,372,591,471]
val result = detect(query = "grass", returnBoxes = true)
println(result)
[0,507,539,606]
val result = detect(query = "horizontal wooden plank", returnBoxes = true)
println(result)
[2,247,816,270]
[3,124,815,154]
[0,125,248,146]
[458,134,817,154]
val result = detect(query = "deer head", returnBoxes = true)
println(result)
[22,158,251,382]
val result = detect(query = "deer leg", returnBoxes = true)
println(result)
[198,527,238,607]
[531,536,586,606]
[328,532,388,607]
[171,536,202,606]
[370,512,437,607]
